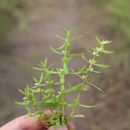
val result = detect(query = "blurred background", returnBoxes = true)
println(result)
[0,0,130,130]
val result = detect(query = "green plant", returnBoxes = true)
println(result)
[16,29,113,129]
[95,0,130,76]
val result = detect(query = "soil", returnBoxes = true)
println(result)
[0,0,130,130]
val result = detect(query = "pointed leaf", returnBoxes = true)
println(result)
[92,70,101,74]
[70,53,82,57]
[32,93,37,103]
[32,67,43,71]
[100,50,114,54]
[39,72,43,83]
[87,82,104,93]
[81,53,87,61]
[79,104,96,108]
[73,114,86,118]
[67,101,79,108]
[15,101,29,106]
[55,34,65,40]
[62,28,68,34]
[71,36,83,41]
[50,46,62,54]
[18,89,25,95]
[94,63,109,68]
[57,44,65,50]
[33,77,39,83]
[96,36,101,46]
[102,40,111,45]
[65,83,82,95]
[25,107,32,115]
[63,63,68,75]
[44,57,48,67]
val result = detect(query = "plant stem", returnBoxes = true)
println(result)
[61,76,65,124]
[69,54,96,118]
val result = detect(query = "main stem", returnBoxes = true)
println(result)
[60,51,67,124]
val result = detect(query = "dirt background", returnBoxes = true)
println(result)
[0,0,130,130]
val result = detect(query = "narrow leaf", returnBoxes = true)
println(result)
[79,104,96,108]
[15,101,29,106]
[67,101,78,108]
[32,67,43,71]
[63,63,68,75]
[81,53,87,61]
[18,89,25,95]
[70,53,82,57]
[94,63,109,68]
[96,36,101,46]
[25,107,32,115]
[102,40,111,45]
[33,77,39,83]
[71,36,83,41]
[65,83,82,95]
[57,44,65,50]
[73,114,86,118]
[62,28,68,34]
[44,57,47,67]
[88,82,104,93]
[92,70,101,74]
[55,34,65,40]
[50,46,62,54]
[39,72,43,83]
[100,50,113,54]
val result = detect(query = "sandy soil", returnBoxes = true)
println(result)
[0,0,130,130]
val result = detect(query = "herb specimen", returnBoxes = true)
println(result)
[16,29,113,129]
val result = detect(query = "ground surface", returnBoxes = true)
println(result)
[0,0,130,130]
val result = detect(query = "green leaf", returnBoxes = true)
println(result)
[39,72,43,83]
[33,77,39,83]
[62,28,68,34]
[70,53,82,57]
[48,70,58,74]
[32,67,43,71]
[25,85,31,97]
[72,114,86,118]
[67,101,79,108]
[102,40,111,45]
[79,104,96,108]
[57,44,65,50]
[29,88,42,93]
[71,36,83,41]
[32,93,37,103]
[18,89,25,95]
[92,70,101,74]
[48,62,55,69]
[79,65,86,73]
[55,34,65,41]
[96,36,102,46]
[87,82,104,93]
[63,63,68,75]
[81,53,87,61]
[41,96,59,107]
[25,107,32,115]
[33,83,47,87]
[100,50,114,54]
[15,101,29,106]
[63,57,72,63]
[50,46,62,54]
[44,57,48,67]
[65,83,82,95]
[94,63,109,68]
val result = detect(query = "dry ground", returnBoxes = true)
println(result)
[0,0,130,130]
